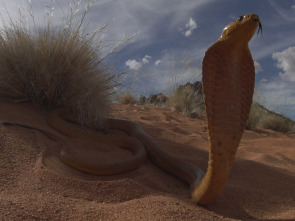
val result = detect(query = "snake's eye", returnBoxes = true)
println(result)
[237,15,244,22]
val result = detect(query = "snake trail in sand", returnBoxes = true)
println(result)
[3,14,261,205]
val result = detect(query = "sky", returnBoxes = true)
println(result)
[1,0,295,120]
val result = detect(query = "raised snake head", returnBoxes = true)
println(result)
[220,14,262,43]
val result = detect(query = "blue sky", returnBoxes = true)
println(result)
[2,0,295,120]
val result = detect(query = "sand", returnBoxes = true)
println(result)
[0,99,294,221]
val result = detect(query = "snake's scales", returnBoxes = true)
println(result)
[4,14,261,205]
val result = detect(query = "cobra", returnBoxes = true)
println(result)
[48,14,262,205]
[3,14,261,205]
[192,14,262,204]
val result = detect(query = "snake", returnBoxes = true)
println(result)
[192,14,262,204]
[2,14,261,205]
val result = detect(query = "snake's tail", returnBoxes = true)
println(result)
[59,136,146,176]
[140,130,206,186]
[108,119,206,189]
[2,121,65,143]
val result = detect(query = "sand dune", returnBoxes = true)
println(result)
[0,99,294,220]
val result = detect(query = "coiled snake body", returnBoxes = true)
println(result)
[4,14,261,205]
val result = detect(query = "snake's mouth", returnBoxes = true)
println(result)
[255,18,262,36]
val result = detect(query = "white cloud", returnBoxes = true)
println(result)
[123,50,202,97]
[291,5,295,9]
[258,46,295,120]
[125,59,142,71]
[254,61,262,73]
[155,60,162,66]
[2,0,209,51]
[182,17,197,37]
[272,46,295,82]
[142,55,152,64]
[89,0,209,50]
[269,0,295,21]
[125,55,152,71]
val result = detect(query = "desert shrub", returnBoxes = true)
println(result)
[261,115,293,133]
[246,101,265,130]
[169,85,204,117]
[0,1,119,129]
[138,93,168,107]
[246,100,294,133]
[119,92,137,105]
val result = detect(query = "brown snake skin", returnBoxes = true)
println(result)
[3,14,261,205]
[192,14,261,204]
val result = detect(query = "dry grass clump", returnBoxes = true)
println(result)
[246,101,294,133]
[138,93,168,107]
[119,92,137,105]
[246,101,265,130]
[0,1,117,129]
[261,115,293,133]
[169,85,204,117]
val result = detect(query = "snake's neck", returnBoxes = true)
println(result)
[205,40,251,80]
[202,39,254,138]
[216,38,250,58]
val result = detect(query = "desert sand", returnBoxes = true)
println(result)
[0,99,295,221]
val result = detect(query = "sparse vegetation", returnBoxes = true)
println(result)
[163,80,294,131]
[246,101,265,130]
[0,0,120,129]
[138,93,168,107]
[0,1,293,133]
[246,101,295,133]
[119,92,137,105]
[261,115,293,133]
[168,85,204,117]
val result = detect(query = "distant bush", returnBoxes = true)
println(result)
[246,101,265,130]
[119,92,137,105]
[246,101,295,133]
[138,93,168,106]
[261,115,293,133]
[169,85,204,117]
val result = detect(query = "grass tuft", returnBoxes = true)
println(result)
[246,101,264,130]
[169,85,204,117]
[119,92,137,105]
[0,1,119,129]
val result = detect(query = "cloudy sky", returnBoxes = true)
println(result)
[1,0,295,120]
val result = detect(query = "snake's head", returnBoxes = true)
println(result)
[220,14,262,43]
